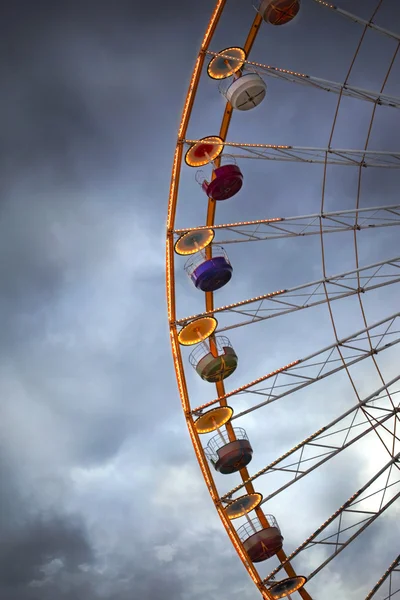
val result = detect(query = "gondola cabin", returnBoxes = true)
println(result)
[184,245,233,292]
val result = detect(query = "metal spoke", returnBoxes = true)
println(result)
[365,554,400,600]
[173,205,400,244]
[263,453,400,584]
[183,140,400,167]
[313,0,400,42]
[206,50,400,108]
[220,376,400,502]
[175,257,400,331]
[192,313,400,415]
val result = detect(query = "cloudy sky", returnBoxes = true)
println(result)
[1,1,399,599]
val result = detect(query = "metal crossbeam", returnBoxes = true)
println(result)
[192,313,400,415]
[183,140,400,167]
[173,205,400,245]
[206,51,400,108]
[220,376,400,502]
[365,554,400,599]
[313,0,400,42]
[263,453,400,584]
[176,257,400,332]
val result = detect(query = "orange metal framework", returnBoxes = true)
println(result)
[166,2,311,599]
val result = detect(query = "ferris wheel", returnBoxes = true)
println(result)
[166,1,400,599]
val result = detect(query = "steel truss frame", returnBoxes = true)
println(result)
[176,257,400,332]
[192,312,400,415]
[221,376,400,502]
[167,1,400,598]
[205,50,400,109]
[173,205,400,245]
[313,0,400,42]
[365,553,400,599]
[263,453,400,584]
[183,140,400,168]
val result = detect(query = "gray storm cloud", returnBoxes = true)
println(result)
[1,1,399,599]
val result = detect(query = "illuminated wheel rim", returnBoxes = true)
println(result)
[166,2,400,599]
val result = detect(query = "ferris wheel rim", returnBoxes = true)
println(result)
[166,1,400,598]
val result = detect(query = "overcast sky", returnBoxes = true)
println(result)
[1,1,399,599]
